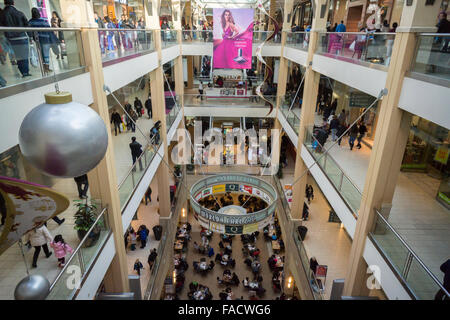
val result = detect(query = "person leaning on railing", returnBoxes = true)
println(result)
[0,0,31,77]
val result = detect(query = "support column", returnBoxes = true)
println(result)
[187,56,194,89]
[342,2,441,296]
[81,28,129,293]
[150,29,172,219]
[290,0,328,220]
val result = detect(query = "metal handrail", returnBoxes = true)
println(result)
[318,31,396,35]
[419,33,450,36]
[306,126,363,196]
[0,27,81,31]
[48,207,108,292]
[373,209,450,298]
[118,137,158,189]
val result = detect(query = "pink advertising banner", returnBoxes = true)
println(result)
[213,8,254,69]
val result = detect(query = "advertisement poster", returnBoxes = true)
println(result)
[213,184,226,194]
[213,8,254,69]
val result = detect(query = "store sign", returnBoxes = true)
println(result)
[349,92,377,108]
[434,147,449,165]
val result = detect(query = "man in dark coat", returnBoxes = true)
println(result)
[0,0,30,77]
[129,137,143,171]
[110,110,122,136]
[134,97,143,117]
[145,96,152,119]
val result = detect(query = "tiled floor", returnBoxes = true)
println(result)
[303,115,450,286]
[171,207,283,300]
[279,152,353,299]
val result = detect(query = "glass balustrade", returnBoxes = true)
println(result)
[291,222,324,300]
[316,32,395,67]
[0,28,84,91]
[279,96,301,135]
[166,96,181,131]
[285,31,310,51]
[98,29,154,63]
[410,33,450,83]
[181,30,213,43]
[370,209,449,300]
[118,141,161,210]
[304,127,361,217]
[183,93,276,107]
[253,31,282,44]
[161,30,179,48]
[47,208,111,300]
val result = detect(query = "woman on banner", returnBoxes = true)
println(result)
[213,9,253,69]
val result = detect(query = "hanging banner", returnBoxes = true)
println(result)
[212,8,254,69]
[0,176,69,255]
[212,184,226,194]
[243,223,259,234]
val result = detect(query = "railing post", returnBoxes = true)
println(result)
[402,252,414,279]
[78,250,86,275]
[338,172,344,191]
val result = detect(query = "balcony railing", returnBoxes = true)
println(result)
[166,96,181,131]
[410,33,450,85]
[285,31,310,51]
[181,30,213,43]
[46,207,111,300]
[279,96,301,135]
[370,209,450,300]
[316,32,395,67]
[161,29,178,48]
[98,29,154,64]
[144,169,186,300]
[183,93,276,107]
[0,27,85,94]
[253,31,282,44]
[118,139,162,210]
[304,127,361,217]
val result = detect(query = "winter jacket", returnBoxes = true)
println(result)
[29,18,56,44]
[50,241,73,259]
[440,259,450,291]
[0,5,29,39]
[26,225,52,247]
[330,118,340,130]
[138,228,148,241]
[111,112,122,124]
[134,261,143,271]
[129,141,143,157]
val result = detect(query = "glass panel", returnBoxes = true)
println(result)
[340,175,361,214]
[0,30,84,90]
[285,32,309,51]
[411,34,450,82]
[406,257,443,300]
[46,253,81,300]
[119,170,135,210]
[323,156,342,188]
[181,30,212,43]
[371,215,409,276]
[316,32,393,67]
[79,214,110,269]
[161,30,178,48]
[99,29,154,63]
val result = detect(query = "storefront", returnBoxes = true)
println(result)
[92,0,146,22]
[292,0,313,29]
[401,117,449,208]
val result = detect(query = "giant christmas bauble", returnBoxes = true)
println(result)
[14,274,50,300]
[19,92,108,178]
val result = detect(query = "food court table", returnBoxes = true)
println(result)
[272,240,281,252]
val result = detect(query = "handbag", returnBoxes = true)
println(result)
[60,42,67,56]
[349,40,356,51]
[29,43,39,68]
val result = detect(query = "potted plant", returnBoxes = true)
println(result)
[73,200,101,247]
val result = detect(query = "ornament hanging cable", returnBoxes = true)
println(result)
[255,0,280,117]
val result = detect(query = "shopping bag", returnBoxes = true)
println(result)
[29,43,39,68]
[121,123,126,132]
[60,42,67,56]
[141,108,145,115]
[349,40,356,51]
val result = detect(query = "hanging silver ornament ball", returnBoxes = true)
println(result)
[14,274,50,300]
[19,92,108,178]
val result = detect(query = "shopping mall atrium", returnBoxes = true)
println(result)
[0,0,449,302]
